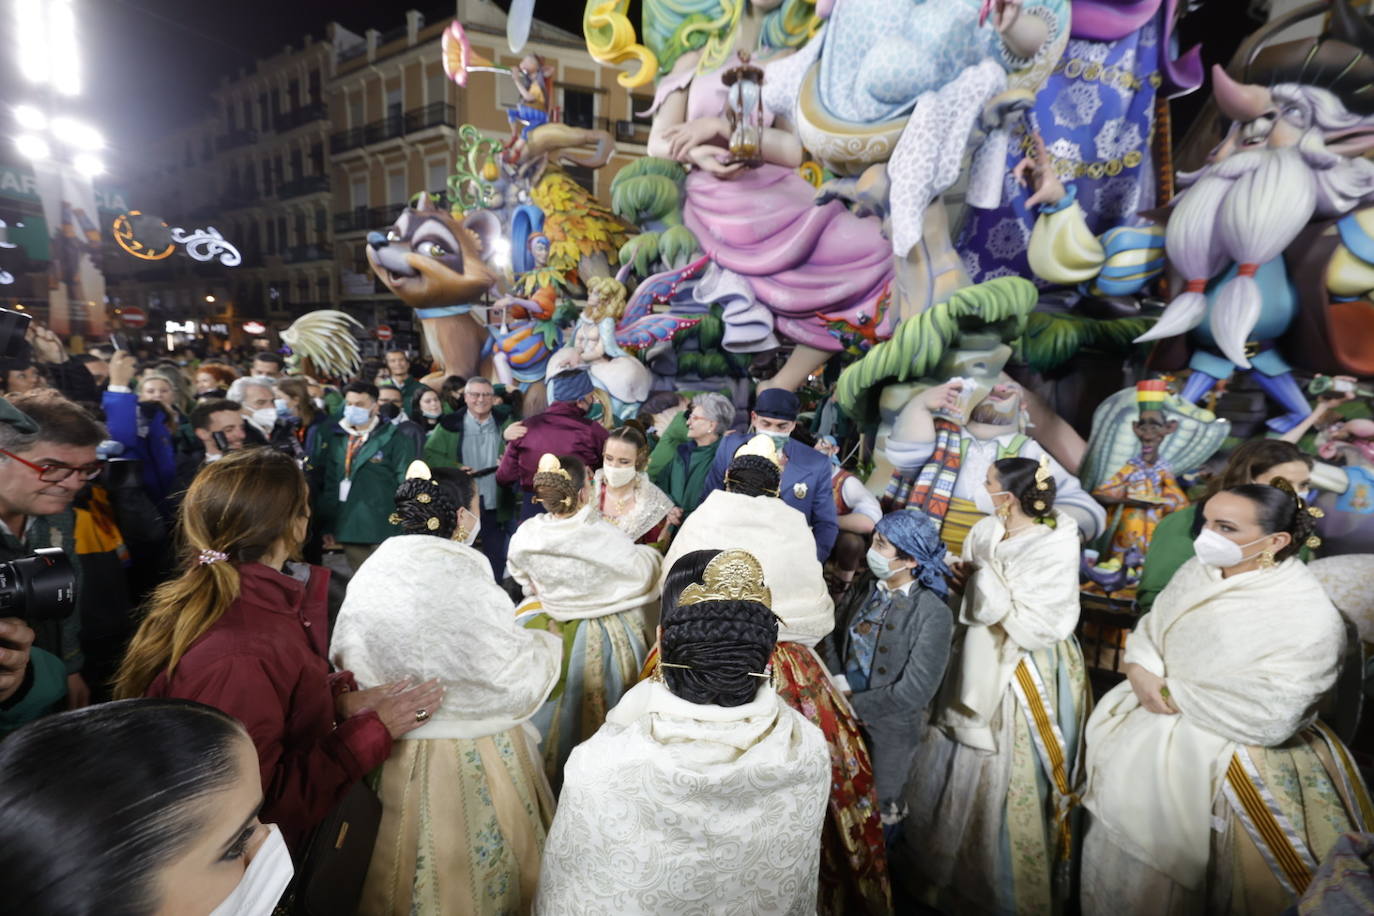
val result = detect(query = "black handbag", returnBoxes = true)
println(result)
[283,781,382,916]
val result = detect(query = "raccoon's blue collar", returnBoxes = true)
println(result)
[414,304,475,319]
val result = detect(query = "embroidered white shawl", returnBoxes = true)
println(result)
[664,490,835,646]
[935,511,1081,751]
[1083,557,1345,889]
[533,679,830,915]
[589,469,675,542]
[507,504,662,622]
[329,536,562,740]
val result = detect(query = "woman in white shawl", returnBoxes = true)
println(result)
[660,434,890,913]
[589,425,679,547]
[507,452,662,789]
[535,548,830,916]
[1081,482,1372,916]
[331,461,562,915]
[902,455,1089,915]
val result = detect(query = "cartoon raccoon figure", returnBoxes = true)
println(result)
[366,194,504,383]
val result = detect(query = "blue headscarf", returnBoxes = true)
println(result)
[818,434,841,467]
[875,508,952,597]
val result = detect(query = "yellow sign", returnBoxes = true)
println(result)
[112,210,175,261]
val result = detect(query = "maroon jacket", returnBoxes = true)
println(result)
[496,400,609,491]
[146,562,392,853]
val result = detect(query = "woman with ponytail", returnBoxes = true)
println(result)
[506,452,662,790]
[535,549,830,915]
[114,448,444,853]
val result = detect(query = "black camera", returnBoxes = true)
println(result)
[0,548,76,622]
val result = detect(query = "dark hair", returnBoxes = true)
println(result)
[724,454,780,498]
[440,375,467,407]
[71,353,102,365]
[637,390,684,425]
[1207,483,1316,562]
[606,424,649,471]
[533,454,586,515]
[343,381,379,402]
[0,699,247,916]
[410,385,440,417]
[392,467,475,539]
[7,390,107,449]
[251,351,283,368]
[659,549,778,708]
[189,398,243,432]
[384,347,409,357]
[992,456,1056,519]
[1210,439,1313,495]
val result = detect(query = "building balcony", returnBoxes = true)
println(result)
[216,129,259,153]
[275,175,331,200]
[333,205,402,235]
[220,190,263,211]
[273,102,328,134]
[284,244,330,264]
[330,103,456,155]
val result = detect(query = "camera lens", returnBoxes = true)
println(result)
[0,548,75,622]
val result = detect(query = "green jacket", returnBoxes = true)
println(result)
[423,406,517,522]
[317,421,417,545]
[1136,502,1312,612]
[0,646,67,736]
[648,411,720,514]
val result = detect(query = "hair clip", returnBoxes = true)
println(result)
[416,492,432,504]
[1033,499,1046,511]
[1306,535,1323,549]
[1307,505,1325,519]
[388,512,403,526]
[197,549,229,566]
[659,662,693,670]
[404,460,433,481]
[1034,453,1052,490]
[537,453,571,480]
[426,517,441,531]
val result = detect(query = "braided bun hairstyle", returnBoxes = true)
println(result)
[723,454,780,498]
[1216,482,1320,561]
[607,423,650,471]
[659,549,779,708]
[392,467,475,539]
[992,456,1056,520]
[533,454,587,516]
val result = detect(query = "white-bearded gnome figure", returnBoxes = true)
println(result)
[1021,1,1374,434]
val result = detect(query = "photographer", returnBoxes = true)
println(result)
[0,391,106,714]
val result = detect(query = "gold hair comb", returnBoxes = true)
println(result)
[678,549,772,609]
[734,434,782,468]
[536,453,571,479]
[1035,453,1052,490]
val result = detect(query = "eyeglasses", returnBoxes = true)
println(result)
[0,450,103,483]
[465,391,493,399]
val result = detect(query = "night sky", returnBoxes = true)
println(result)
[82,0,585,173]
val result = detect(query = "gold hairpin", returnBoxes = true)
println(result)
[678,549,772,609]
[388,512,402,526]
[1035,453,1052,490]
[1306,535,1323,549]
[426,517,440,531]
[417,492,432,504]
[734,434,781,468]
[724,472,779,498]
[659,662,693,670]
[536,453,571,480]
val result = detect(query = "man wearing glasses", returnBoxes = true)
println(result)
[423,376,517,580]
[0,390,105,732]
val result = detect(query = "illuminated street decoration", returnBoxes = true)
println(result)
[111,210,175,261]
[170,226,242,267]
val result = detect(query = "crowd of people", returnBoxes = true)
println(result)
[0,326,1369,916]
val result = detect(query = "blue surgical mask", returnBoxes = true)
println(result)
[273,397,292,419]
[866,547,897,581]
[343,404,371,427]
[766,433,790,454]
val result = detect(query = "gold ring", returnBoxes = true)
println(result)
[1159,686,1171,699]
[415,708,430,722]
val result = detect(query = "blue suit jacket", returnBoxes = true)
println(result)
[704,432,838,562]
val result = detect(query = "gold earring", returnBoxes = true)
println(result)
[454,525,469,543]
[996,501,1012,521]
[1258,550,1276,569]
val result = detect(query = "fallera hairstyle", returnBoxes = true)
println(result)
[188,398,243,432]
[195,364,238,390]
[0,698,247,916]
[533,454,587,516]
[992,456,1057,520]
[659,549,779,708]
[114,449,310,698]
[1211,438,1313,494]
[1207,482,1318,562]
[724,454,780,498]
[1,390,106,453]
[606,424,649,471]
[274,377,318,427]
[392,467,475,540]
[343,380,380,402]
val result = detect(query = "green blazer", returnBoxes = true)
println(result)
[317,421,417,545]
[423,406,517,522]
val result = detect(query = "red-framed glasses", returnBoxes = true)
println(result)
[0,449,103,483]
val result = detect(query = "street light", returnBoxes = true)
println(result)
[72,152,103,176]
[15,134,50,160]
[13,105,46,131]
[205,295,215,303]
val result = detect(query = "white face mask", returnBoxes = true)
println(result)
[1193,528,1271,569]
[208,823,293,916]
[603,465,637,488]
[459,510,481,547]
[250,406,277,431]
